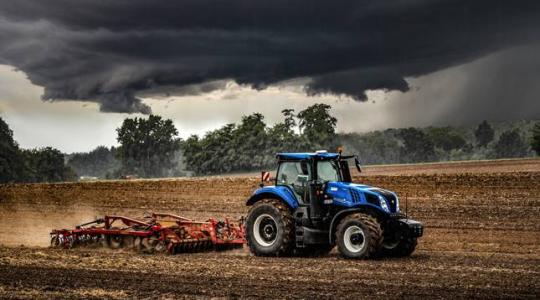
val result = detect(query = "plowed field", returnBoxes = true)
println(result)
[0,159,539,299]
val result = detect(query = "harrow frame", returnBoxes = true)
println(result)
[50,212,245,254]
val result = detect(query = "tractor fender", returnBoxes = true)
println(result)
[328,206,384,244]
[246,186,299,210]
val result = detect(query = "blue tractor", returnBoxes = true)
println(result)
[245,151,423,259]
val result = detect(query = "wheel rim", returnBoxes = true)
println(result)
[253,214,278,247]
[343,225,366,253]
[383,236,400,249]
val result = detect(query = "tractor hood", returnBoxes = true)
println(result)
[325,182,400,213]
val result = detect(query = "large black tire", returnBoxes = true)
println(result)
[380,237,417,257]
[246,199,295,256]
[336,213,383,259]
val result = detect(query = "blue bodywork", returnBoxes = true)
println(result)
[324,182,399,214]
[248,181,399,215]
[248,185,300,210]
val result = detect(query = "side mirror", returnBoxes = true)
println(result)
[296,174,309,184]
[354,157,362,173]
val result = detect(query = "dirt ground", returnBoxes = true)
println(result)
[358,157,540,176]
[0,158,539,299]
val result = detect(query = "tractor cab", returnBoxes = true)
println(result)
[272,151,370,224]
[274,151,359,204]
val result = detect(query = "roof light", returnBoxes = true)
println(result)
[315,150,328,153]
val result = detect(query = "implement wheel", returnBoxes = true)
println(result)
[336,213,382,259]
[246,199,294,256]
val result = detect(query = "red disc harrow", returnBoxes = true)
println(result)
[50,212,245,254]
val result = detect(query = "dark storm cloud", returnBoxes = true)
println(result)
[0,0,539,113]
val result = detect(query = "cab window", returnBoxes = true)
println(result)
[277,161,310,185]
[317,161,340,182]
[277,161,311,201]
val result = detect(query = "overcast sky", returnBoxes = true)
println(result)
[0,1,539,153]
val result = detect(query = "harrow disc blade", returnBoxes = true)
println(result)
[107,235,124,249]
[50,235,60,248]
[154,241,168,253]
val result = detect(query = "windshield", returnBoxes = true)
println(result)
[277,161,311,201]
[277,161,310,186]
[317,160,340,182]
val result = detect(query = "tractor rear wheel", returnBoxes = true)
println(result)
[336,213,383,259]
[246,199,295,256]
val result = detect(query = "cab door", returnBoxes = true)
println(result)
[276,161,311,204]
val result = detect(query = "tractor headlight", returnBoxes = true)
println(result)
[378,196,390,212]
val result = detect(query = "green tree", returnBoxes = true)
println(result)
[23,147,76,182]
[493,129,529,158]
[0,117,25,183]
[67,146,120,178]
[339,130,401,165]
[198,123,236,173]
[269,110,306,152]
[297,103,337,147]
[426,127,467,152]
[281,108,296,130]
[182,110,314,175]
[475,120,494,147]
[231,113,269,170]
[398,128,436,163]
[116,115,180,178]
[182,135,204,174]
[532,122,540,156]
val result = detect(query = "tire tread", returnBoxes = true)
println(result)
[246,199,295,256]
[336,213,383,259]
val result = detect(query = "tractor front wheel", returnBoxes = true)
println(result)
[246,199,295,256]
[336,213,383,259]
[381,236,417,257]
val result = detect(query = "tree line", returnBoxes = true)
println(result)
[0,118,76,183]
[1,104,540,183]
[341,120,537,166]
[184,110,539,175]
[65,106,540,177]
